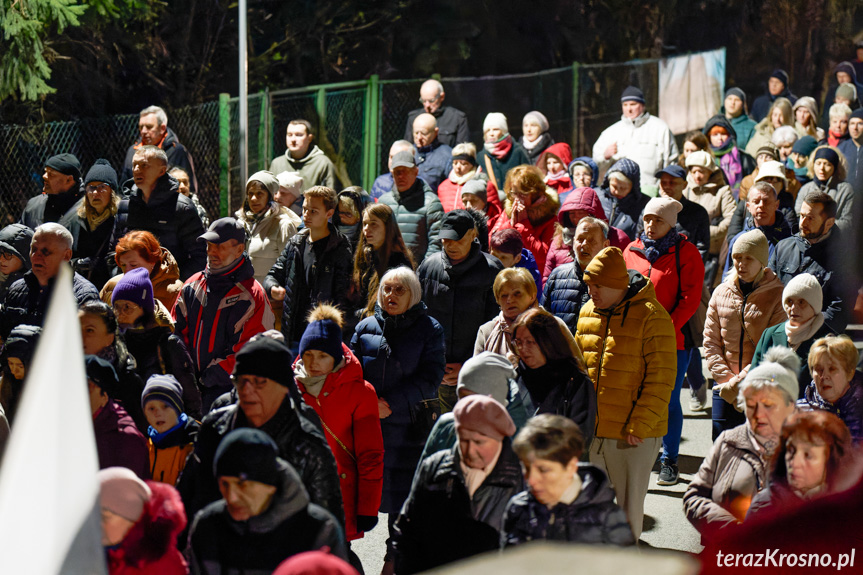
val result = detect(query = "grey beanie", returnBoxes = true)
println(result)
[738,347,801,408]
[456,351,515,406]
[522,111,549,133]
[461,179,488,204]
[731,229,769,268]
[247,170,280,201]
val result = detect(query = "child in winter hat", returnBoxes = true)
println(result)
[141,374,199,485]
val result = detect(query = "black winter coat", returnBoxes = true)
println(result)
[769,228,858,333]
[0,223,33,300]
[19,184,83,229]
[263,223,353,344]
[189,460,346,574]
[502,463,635,546]
[0,269,99,340]
[393,440,525,575]
[541,261,590,334]
[516,358,597,450]
[179,395,344,529]
[113,174,206,280]
[123,324,202,420]
[59,203,115,290]
[121,127,198,195]
[417,241,503,363]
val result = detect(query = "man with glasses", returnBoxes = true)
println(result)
[20,153,84,229]
[173,217,274,412]
[403,79,470,148]
[178,336,344,536]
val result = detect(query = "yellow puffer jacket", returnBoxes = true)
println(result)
[575,273,677,441]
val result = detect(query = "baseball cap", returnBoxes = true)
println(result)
[439,210,476,241]
[198,217,246,244]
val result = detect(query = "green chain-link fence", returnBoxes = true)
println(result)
[0,49,721,226]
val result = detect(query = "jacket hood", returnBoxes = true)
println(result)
[835,61,859,83]
[537,143,573,171]
[600,158,642,197]
[2,324,42,364]
[504,188,560,228]
[0,224,34,270]
[558,187,608,225]
[703,114,738,143]
[572,463,618,506]
[568,157,599,187]
[285,144,327,167]
[115,480,187,566]
[153,246,181,286]
[241,459,311,534]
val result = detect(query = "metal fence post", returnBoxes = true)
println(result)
[219,93,231,217]
[363,75,380,191]
[316,86,327,141]
[258,90,268,171]
[572,61,580,156]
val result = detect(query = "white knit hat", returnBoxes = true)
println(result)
[754,161,788,187]
[782,273,823,313]
[483,113,509,134]
[685,150,716,172]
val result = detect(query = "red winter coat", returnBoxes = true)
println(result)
[538,143,574,197]
[106,481,188,575]
[623,235,705,350]
[437,174,502,221]
[293,344,384,541]
[543,187,631,281]
[491,189,560,275]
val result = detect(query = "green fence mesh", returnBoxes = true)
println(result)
[0,50,718,227]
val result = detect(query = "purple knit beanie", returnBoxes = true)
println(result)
[111,267,155,312]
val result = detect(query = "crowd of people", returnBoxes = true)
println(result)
[1,64,863,573]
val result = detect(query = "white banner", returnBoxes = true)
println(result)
[659,48,726,135]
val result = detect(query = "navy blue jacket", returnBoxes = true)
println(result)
[351,302,445,513]
[541,261,590,334]
[799,371,863,442]
[838,139,863,195]
[415,140,453,193]
[769,228,858,333]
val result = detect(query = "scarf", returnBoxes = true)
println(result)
[748,423,779,459]
[96,343,117,365]
[640,229,680,264]
[521,132,551,152]
[448,168,477,185]
[459,441,502,498]
[243,201,274,227]
[827,130,845,148]
[484,313,519,366]
[484,134,513,160]
[147,413,189,445]
[785,313,825,351]
[86,206,114,232]
[713,143,744,198]
[293,357,345,398]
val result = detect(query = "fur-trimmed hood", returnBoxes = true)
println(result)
[109,481,187,568]
[503,188,560,228]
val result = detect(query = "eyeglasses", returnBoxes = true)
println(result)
[86,184,112,194]
[511,337,538,349]
[419,95,441,105]
[231,375,269,389]
[0,252,16,262]
[382,284,407,297]
[112,302,141,315]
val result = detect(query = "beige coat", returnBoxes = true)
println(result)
[702,269,787,402]
[236,204,301,285]
[684,178,736,255]
[683,424,768,540]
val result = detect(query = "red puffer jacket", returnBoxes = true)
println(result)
[293,344,384,541]
[106,481,188,575]
[623,235,705,350]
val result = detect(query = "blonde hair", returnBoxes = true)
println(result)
[492,268,537,302]
[452,142,477,158]
[808,334,858,376]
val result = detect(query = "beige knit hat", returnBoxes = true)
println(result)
[783,273,823,313]
[731,229,769,268]
[754,161,788,186]
[685,150,716,172]
[643,197,683,227]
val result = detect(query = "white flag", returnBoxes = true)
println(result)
[0,265,107,574]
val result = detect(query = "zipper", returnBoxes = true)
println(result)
[737,290,751,374]
[594,312,612,436]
